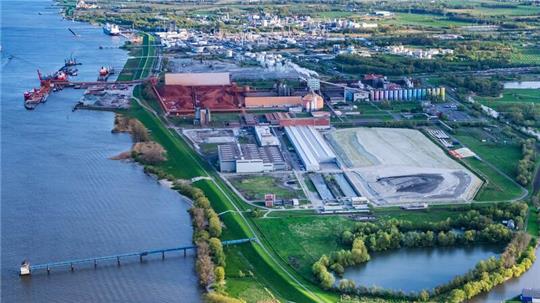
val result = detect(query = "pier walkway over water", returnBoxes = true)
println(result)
[21,238,255,276]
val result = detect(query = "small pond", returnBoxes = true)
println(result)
[343,245,503,292]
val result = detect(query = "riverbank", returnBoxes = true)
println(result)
[1,1,201,301]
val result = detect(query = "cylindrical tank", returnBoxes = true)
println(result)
[399,89,404,101]
[421,88,427,99]
[374,90,380,101]
[370,90,375,101]
[440,87,446,101]
[435,87,441,97]
[407,89,412,100]
[390,90,395,101]
[412,89,418,100]
[384,90,389,101]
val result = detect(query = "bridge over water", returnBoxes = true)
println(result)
[20,238,255,276]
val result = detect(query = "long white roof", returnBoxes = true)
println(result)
[285,126,336,171]
[164,73,231,86]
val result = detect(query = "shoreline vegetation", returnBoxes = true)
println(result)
[55,1,540,302]
[110,114,166,164]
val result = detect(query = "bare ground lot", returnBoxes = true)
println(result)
[328,128,483,205]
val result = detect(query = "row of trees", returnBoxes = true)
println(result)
[173,181,242,303]
[343,221,512,253]
[445,233,535,303]
[517,139,537,186]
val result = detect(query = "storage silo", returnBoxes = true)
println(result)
[435,87,441,97]
[370,90,374,101]
[421,88,427,99]
[407,89,413,101]
[384,90,389,101]
[440,87,446,101]
[399,89,404,101]
[375,90,380,101]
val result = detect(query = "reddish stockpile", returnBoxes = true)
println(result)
[154,84,249,115]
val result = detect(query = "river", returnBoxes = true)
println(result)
[1,1,201,302]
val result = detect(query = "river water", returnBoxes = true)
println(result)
[1,1,200,302]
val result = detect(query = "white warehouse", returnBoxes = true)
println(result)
[284,126,336,171]
[254,126,280,146]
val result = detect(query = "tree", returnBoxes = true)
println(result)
[338,279,356,294]
[214,266,225,285]
[129,119,150,142]
[209,215,222,238]
[350,238,370,264]
[196,242,215,287]
[448,289,466,303]
[209,237,226,267]
[419,290,430,302]
[204,292,245,303]
[195,196,211,209]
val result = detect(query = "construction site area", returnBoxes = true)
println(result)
[327,127,483,205]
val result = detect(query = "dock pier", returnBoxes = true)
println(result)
[21,238,255,276]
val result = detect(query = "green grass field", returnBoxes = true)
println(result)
[526,207,539,238]
[228,175,306,201]
[510,47,540,65]
[454,129,522,178]
[464,157,523,201]
[382,13,474,28]
[476,89,540,108]
[253,215,352,279]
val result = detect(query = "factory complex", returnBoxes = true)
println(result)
[168,70,482,213]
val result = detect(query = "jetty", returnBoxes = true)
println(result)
[20,238,255,276]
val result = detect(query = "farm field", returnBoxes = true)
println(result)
[447,5,540,17]
[381,13,475,28]
[510,47,540,65]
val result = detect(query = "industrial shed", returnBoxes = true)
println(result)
[164,73,231,86]
[245,96,303,108]
[284,126,336,171]
[218,144,286,173]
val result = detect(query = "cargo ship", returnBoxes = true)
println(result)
[24,86,49,110]
[60,56,81,76]
[97,66,114,81]
[103,23,120,36]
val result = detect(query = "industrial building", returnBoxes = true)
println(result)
[369,87,446,102]
[254,126,280,146]
[164,72,231,86]
[245,96,303,108]
[284,126,336,171]
[154,72,248,115]
[245,92,324,111]
[218,143,286,173]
